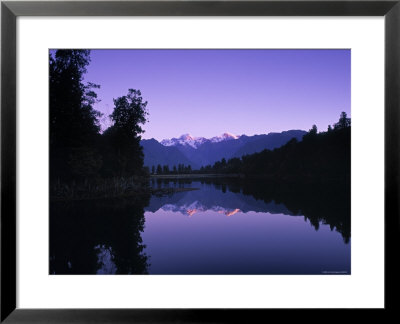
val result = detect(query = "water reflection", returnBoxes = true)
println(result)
[142,178,350,274]
[147,178,350,242]
[50,196,150,274]
[50,178,350,274]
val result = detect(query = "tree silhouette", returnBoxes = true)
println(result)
[49,49,102,181]
[50,50,101,148]
[110,89,148,137]
[309,124,318,135]
[163,165,170,174]
[334,111,351,130]
[102,89,149,176]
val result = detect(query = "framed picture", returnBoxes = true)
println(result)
[1,0,398,322]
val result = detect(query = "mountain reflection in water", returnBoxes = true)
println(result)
[50,178,350,275]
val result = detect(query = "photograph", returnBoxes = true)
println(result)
[49,49,351,275]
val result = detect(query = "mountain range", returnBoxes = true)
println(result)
[141,130,307,170]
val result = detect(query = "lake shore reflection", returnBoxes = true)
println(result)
[50,178,350,275]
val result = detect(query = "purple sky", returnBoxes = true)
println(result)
[84,49,350,141]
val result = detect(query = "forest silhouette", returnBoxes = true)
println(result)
[50,50,149,197]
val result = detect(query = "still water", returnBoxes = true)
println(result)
[50,178,350,275]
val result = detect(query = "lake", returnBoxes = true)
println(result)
[50,178,350,275]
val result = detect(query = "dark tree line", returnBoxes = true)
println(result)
[150,163,193,175]
[50,50,148,186]
[198,112,351,183]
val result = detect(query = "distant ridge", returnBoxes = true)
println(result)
[141,130,307,170]
[141,138,198,169]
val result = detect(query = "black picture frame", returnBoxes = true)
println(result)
[1,0,399,322]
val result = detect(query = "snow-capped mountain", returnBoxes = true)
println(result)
[160,134,207,149]
[210,132,239,143]
[161,132,238,149]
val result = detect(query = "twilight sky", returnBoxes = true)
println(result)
[84,49,350,141]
